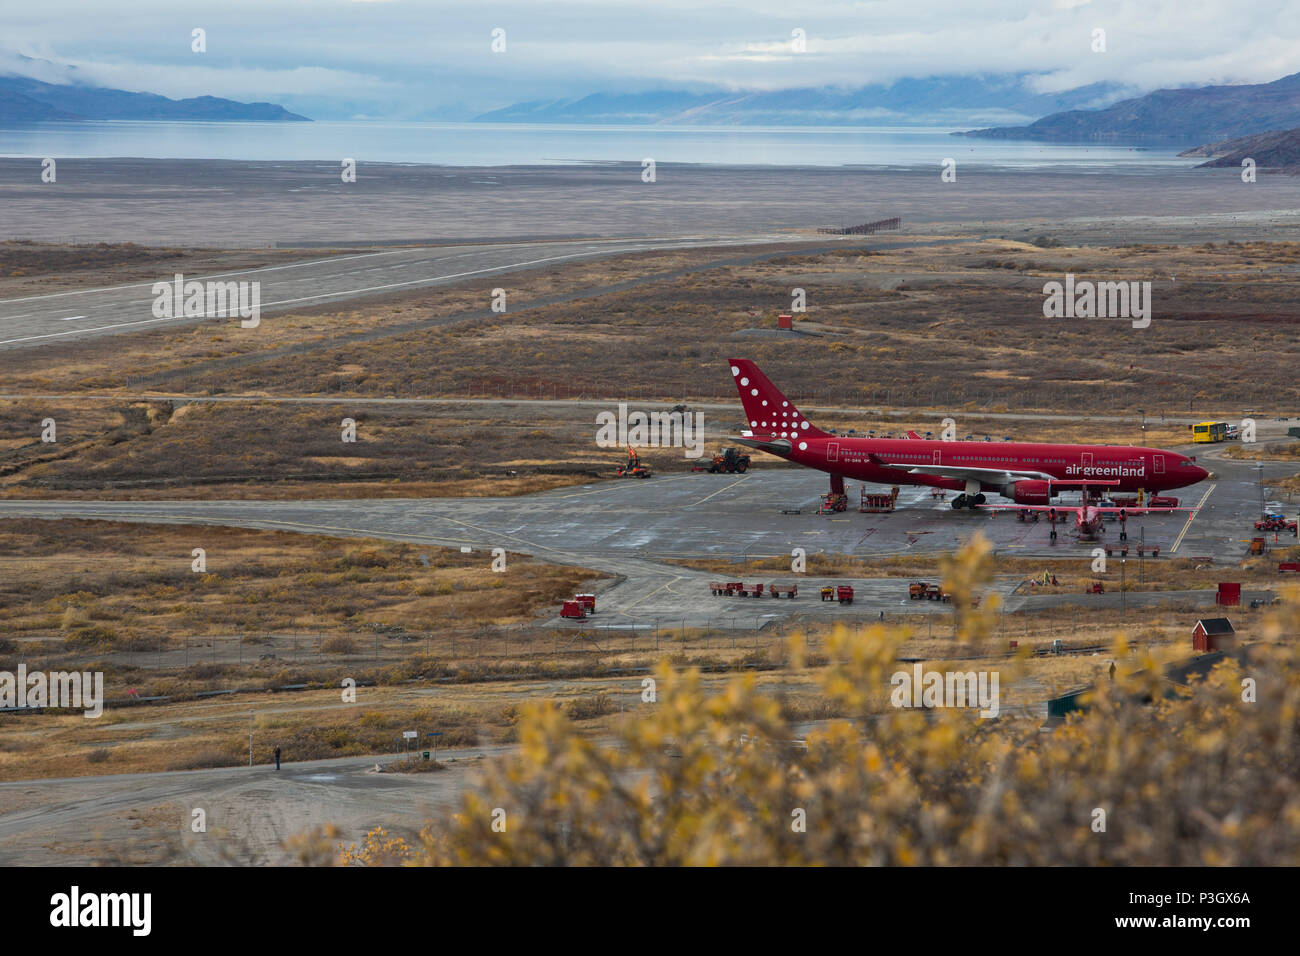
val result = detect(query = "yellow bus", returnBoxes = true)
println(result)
[1192,421,1228,443]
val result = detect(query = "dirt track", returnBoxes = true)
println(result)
[0,747,508,865]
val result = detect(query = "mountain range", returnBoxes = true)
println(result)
[0,63,308,123]
[959,72,1300,145]
[1180,126,1300,170]
[472,75,1132,127]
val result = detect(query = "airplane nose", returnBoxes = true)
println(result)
[1198,466,1213,481]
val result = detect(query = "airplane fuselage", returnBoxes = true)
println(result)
[765,436,1206,497]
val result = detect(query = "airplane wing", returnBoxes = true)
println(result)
[1079,505,1195,513]
[879,462,1051,483]
[873,457,1124,489]
[976,503,1192,513]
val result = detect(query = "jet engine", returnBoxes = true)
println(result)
[1005,479,1051,505]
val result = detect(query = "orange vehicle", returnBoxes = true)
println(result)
[616,446,652,478]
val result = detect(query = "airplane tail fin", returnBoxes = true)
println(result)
[727,359,829,441]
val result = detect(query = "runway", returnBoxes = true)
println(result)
[0,233,815,350]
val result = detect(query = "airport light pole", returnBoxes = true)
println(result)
[249,710,254,767]
[1121,559,1126,618]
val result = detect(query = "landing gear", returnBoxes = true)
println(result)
[973,493,986,505]
[952,494,969,510]
[951,494,983,510]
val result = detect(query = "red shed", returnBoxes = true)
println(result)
[777,313,793,330]
[1192,618,1235,652]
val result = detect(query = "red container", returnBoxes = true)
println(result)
[575,593,596,613]
[1216,583,1241,607]
[561,599,586,619]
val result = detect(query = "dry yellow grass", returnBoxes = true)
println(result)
[0,519,602,645]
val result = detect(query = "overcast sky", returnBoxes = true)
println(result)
[4,0,1300,119]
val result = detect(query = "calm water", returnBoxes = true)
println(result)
[0,120,1198,170]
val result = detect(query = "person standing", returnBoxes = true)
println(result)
[274,745,281,771]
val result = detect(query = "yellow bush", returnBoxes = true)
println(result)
[336,538,1300,867]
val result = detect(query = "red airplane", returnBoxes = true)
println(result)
[726,359,1210,515]
[987,502,1122,540]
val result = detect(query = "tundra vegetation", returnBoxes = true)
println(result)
[331,536,1300,866]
